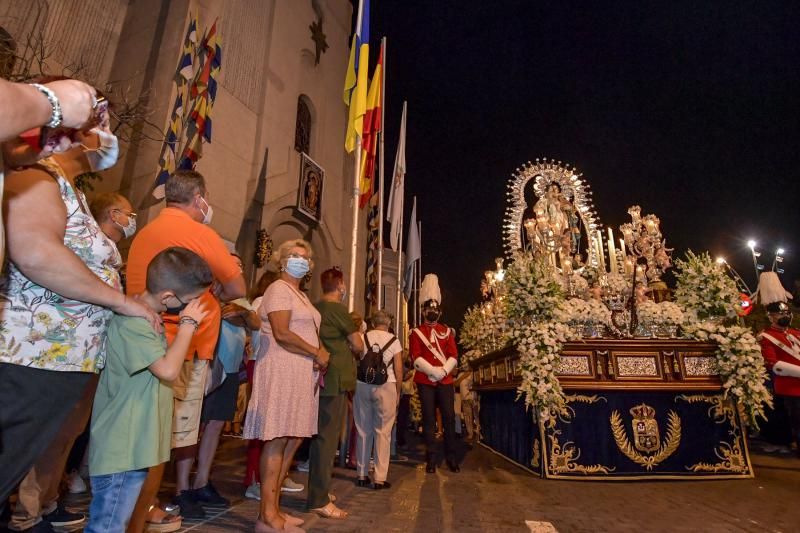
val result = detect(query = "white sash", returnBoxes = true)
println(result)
[761,331,800,364]
[412,328,448,365]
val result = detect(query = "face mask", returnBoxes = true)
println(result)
[112,210,137,238]
[424,310,440,323]
[84,128,119,171]
[165,295,189,315]
[339,286,347,303]
[285,257,310,279]
[199,196,213,225]
[777,316,792,328]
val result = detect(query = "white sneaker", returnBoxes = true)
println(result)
[67,471,87,494]
[244,482,261,501]
[296,460,310,472]
[281,477,304,493]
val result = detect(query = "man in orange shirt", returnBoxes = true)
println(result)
[126,169,245,528]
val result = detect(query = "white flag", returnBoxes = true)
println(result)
[403,196,420,299]
[387,102,407,251]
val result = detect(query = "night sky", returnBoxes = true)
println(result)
[367,1,800,326]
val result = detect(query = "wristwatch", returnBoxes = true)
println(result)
[29,83,63,128]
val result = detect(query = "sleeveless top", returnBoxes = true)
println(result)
[0,159,122,372]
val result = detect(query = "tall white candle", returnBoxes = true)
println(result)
[607,228,618,274]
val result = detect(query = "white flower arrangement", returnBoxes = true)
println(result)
[502,253,571,421]
[504,253,565,320]
[658,301,684,325]
[605,272,630,295]
[512,320,573,422]
[460,302,510,365]
[683,321,772,426]
[636,300,660,323]
[569,273,589,296]
[675,251,740,321]
[554,298,611,326]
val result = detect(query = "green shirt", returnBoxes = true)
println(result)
[89,315,172,476]
[315,300,357,396]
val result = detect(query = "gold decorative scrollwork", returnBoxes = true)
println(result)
[677,394,749,474]
[547,432,614,475]
[544,393,614,475]
[687,440,748,473]
[676,394,735,424]
[554,394,607,424]
[610,410,682,471]
[531,437,541,468]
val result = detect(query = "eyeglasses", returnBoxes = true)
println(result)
[112,209,137,219]
[287,253,308,259]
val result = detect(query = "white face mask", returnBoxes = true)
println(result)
[83,128,119,171]
[199,196,213,225]
[112,210,137,238]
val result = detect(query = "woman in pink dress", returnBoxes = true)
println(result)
[243,239,329,533]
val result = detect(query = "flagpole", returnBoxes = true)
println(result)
[348,138,362,312]
[417,220,422,326]
[346,0,366,313]
[393,102,407,338]
[376,37,387,310]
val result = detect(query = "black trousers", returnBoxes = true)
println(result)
[396,394,411,447]
[784,396,800,445]
[0,363,95,502]
[417,382,456,462]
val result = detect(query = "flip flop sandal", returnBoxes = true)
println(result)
[309,503,348,520]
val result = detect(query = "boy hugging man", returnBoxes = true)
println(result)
[85,247,212,533]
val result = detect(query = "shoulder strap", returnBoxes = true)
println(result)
[380,335,398,354]
[412,328,447,364]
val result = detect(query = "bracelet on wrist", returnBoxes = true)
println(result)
[29,83,62,128]
[179,317,200,330]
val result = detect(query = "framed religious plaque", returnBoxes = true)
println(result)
[297,153,324,223]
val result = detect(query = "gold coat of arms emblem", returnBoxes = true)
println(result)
[610,402,682,470]
[630,403,660,453]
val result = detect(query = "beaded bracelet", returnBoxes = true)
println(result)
[179,317,200,330]
[29,83,63,128]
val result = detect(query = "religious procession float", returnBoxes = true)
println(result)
[461,159,771,480]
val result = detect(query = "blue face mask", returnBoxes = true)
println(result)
[285,257,310,279]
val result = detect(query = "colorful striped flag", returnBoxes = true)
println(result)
[365,193,380,313]
[344,0,369,153]
[357,45,382,208]
[179,19,221,169]
[153,13,198,198]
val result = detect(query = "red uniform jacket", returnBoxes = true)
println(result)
[760,325,800,397]
[410,323,458,387]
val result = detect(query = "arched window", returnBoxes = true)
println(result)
[294,95,312,154]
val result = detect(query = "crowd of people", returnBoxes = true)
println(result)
[0,77,480,533]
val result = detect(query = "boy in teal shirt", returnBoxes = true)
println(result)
[85,247,212,533]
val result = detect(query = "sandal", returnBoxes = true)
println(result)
[309,502,348,520]
[146,505,182,532]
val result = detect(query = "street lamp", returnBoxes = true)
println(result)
[772,247,786,274]
[747,239,763,284]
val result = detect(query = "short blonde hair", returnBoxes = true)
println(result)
[270,238,314,271]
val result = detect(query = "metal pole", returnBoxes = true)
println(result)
[348,138,362,312]
[376,37,387,310]
[346,0,365,312]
